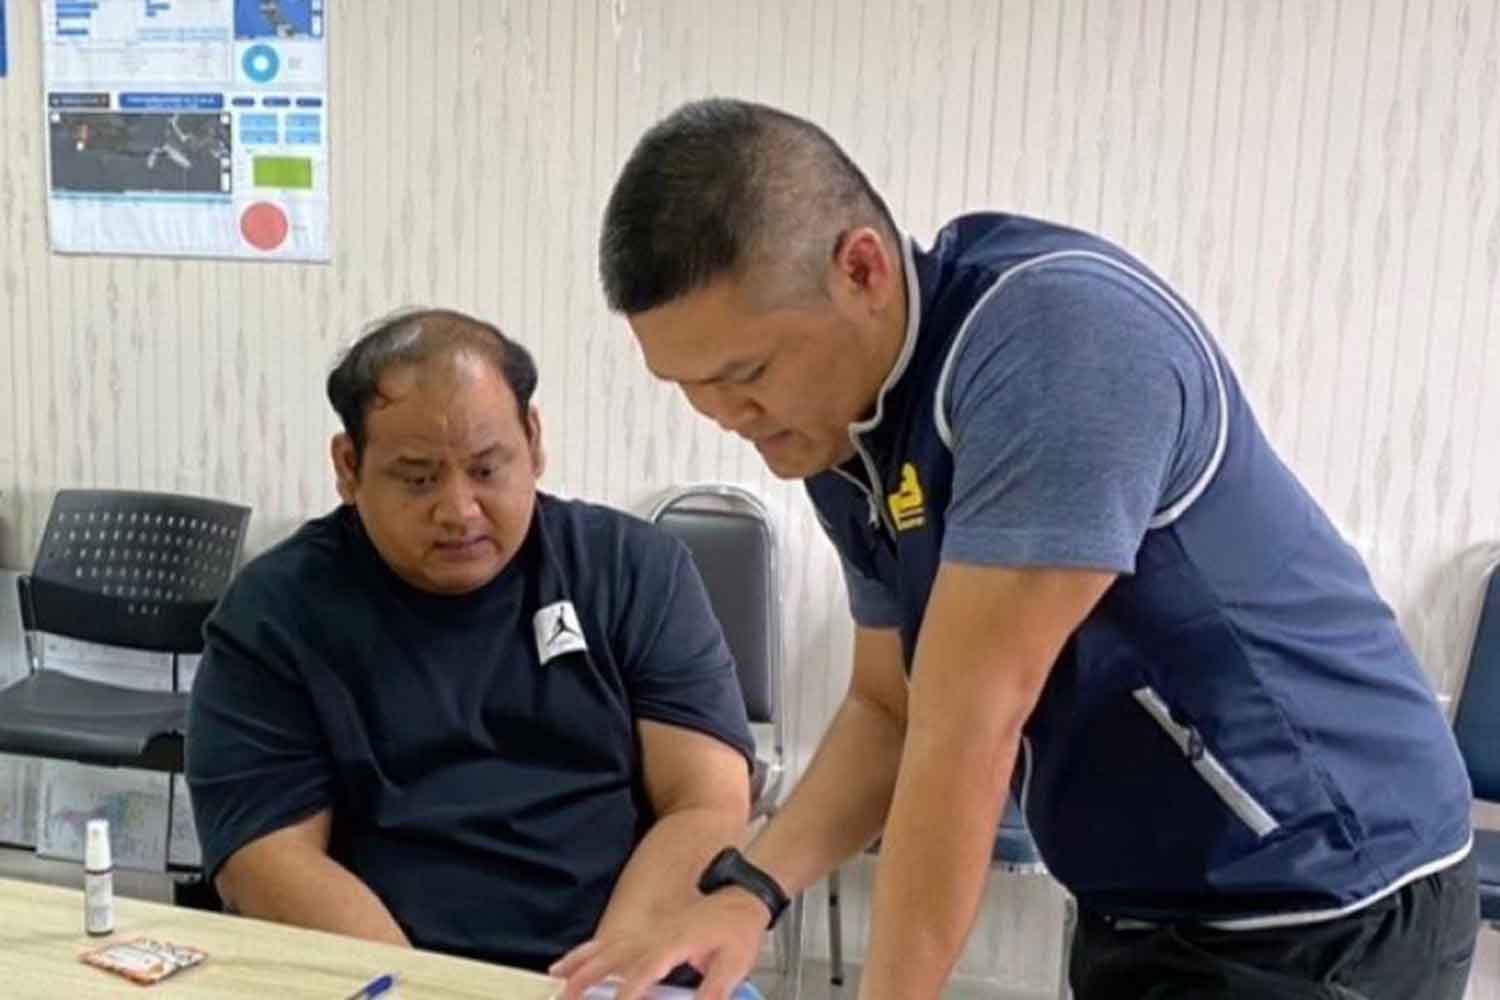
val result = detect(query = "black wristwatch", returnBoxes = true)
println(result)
[697,847,790,928]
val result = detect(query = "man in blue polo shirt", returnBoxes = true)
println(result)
[186,308,755,975]
[555,100,1478,998]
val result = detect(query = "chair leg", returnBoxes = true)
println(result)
[775,897,790,974]
[828,868,845,987]
[1057,894,1077,1000]
[778,893,804,999]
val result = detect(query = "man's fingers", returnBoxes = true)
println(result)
[612,951,694,1000]
[554,942,637,1000]
[549,938,598,978]
[695,952,743,1000]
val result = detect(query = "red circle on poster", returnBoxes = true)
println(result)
[240,202,290,252]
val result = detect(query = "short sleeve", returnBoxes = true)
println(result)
[615,534,755,767]
[940,257,1208,573]
[186,575,335,880]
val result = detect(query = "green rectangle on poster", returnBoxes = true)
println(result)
[253,156,313,190]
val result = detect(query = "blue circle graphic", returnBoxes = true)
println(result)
[242,45,281,84]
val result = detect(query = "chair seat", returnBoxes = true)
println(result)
[0,671,188,770]
[1475,829,1500,922]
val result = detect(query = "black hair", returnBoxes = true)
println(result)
[599,98,897,314]
[326,307,538,460]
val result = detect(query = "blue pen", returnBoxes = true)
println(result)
[344,973,397,999]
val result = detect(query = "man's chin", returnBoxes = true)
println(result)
[419,560,505,595]
[756,443,834,480]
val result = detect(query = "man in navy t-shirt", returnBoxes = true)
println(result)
[186,308,755,973]
[555,100,1477,999]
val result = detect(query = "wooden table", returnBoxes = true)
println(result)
[0,876,560,998]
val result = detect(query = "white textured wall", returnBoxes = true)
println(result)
[1,1,1498,991]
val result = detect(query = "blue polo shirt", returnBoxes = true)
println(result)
[809,212,1471,928]
[186,495,754,969]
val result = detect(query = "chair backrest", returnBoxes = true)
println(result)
[1454,563,1500,801]
[650,486,779,730]
[20,489,251,654]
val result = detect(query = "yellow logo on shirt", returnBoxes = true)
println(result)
[887,463,926,531]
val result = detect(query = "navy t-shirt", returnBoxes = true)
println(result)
[185,494,754,971]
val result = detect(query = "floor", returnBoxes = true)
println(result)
[751,962,1047,1000]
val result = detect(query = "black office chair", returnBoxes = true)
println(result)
[1453,559,1500,923]
[650,484,800,994]
[0,489,250,772]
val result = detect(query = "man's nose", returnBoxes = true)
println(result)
[684,383,764,434]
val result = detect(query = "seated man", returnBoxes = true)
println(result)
[186,308,755,974]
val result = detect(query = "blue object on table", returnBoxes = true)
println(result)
[344,973,396,999]
[1,0,9,79]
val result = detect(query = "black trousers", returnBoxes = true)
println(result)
[1070,853,1479,999]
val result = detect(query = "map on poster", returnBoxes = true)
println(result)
[0,572,36,847]
[36,760,170,871]
[169,774,200,867]
[0,755,40,847]
[42,0,329,260]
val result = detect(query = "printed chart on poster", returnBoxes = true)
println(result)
[0,572,36,848]
[42,0,329,260]
[36,761,170,871]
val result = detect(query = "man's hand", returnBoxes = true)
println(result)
[553,626,910,998]
[550,888,769,1000]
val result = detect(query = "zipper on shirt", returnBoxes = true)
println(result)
[839,433,897,542]
[1133,686,1280,838]
[832,465,875,523]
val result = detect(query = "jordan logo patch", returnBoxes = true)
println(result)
[534,600,588,665]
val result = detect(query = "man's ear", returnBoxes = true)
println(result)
[526,405,546,480]
[331,433,360,504]
[830,225,901,315]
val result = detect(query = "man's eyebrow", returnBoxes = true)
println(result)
[654,357,764,386]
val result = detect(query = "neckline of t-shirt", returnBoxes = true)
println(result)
[337,504,538,622]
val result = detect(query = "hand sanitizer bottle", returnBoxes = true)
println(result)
[84,818,115,936]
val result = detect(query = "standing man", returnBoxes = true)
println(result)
[554,100,1477,998]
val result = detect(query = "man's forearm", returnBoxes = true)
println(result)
[859,718,1021,997]
[220,852,410,946]
[597,804,749,934]
[744,692,907,896]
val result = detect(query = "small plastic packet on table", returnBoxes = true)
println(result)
[80,937,209,985]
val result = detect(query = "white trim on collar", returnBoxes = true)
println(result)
[848,235,923,438]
